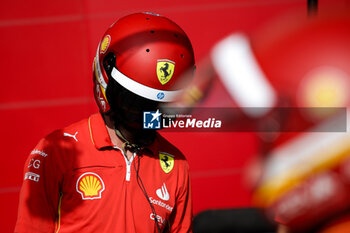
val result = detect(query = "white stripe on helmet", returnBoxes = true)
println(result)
[111,67,182,102]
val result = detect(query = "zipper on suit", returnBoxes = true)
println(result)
[114,146,135,181]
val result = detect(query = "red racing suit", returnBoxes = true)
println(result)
[15,113,192,233]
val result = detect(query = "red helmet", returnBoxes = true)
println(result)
[93,12,195,113]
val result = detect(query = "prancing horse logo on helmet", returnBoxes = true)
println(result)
[157,59,175,85]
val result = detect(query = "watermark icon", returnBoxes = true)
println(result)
[143,109,162,129]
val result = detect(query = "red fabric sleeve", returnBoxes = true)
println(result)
[169,162,193,233]
[15,134,63,233]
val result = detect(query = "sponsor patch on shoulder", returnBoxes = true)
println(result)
[24,172,40,182]
[30,149,48,157]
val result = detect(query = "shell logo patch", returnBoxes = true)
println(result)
[159,152,174,173]
[157,59,175,85]
[100,35,111,54]
[76,172,105,200]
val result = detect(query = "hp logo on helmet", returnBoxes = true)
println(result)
[157,92,165,100]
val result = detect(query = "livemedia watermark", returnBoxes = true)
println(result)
[143,107,347,132]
